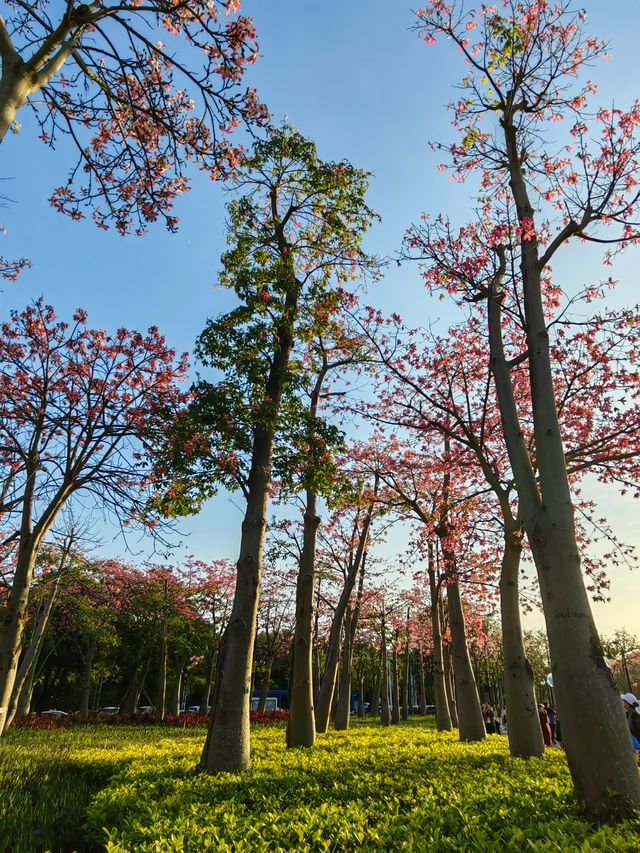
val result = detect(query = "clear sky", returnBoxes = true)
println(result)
[1,0,639,636]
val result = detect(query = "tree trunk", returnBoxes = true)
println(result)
[357,673,365,718]
[391,645,401,725]
[168,654,187,717]
[487,166,640,812]
[200,272,298,773]
[380,620,390,727]
[199,643,218,715]
[370,667,381,718]
[428,548,451,731]
[79,640,98,717]
[155,620,168,723]
[0,60,34,142]
[500,527,544,757]
[120,655,149,717]
[418,650,427,716]
[5,574,61,728]
[256,661,272,713]
[16,666,36,717]
[0,543,38,735]
[446,579,485,742]
[443,644,458,728]
[334,611,352,731]
[314,505,373,734]
[287,488,320,748]
[401,625,410,721]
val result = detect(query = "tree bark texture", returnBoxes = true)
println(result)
[428,551,452,731]
[287,490,320,748]
[499,528,544,757]
[446,580,485,742]
[380,620,390,727]
[487,128,640,808]
[200,268,298,772]
[5,574,61,728]
[314,507,372,734]
[391,645,401,725]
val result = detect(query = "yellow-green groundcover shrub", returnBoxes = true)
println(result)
[2,720,639,851]
[85,721,639,852]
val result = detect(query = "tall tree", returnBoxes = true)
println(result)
[0,301,188,735]
[158,126,377,772]
[414,0,640,812]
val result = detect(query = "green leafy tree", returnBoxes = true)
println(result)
[157,126,378,772]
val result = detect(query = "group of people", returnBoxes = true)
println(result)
[480,693,640,758]
[481,703,507,735]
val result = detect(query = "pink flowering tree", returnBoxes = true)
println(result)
[410,0,640,813]
[0,0,268,234]
[0,300,189,734]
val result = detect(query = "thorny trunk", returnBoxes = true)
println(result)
[499,526,544,757]
[200,263,299,773]
[488,117,640,809]
[443,643,458,729]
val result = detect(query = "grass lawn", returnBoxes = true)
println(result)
[1,718,639,852]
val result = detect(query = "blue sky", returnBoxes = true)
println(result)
[2,0,639,634]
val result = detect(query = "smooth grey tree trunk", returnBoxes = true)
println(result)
[287,488,320,747]
[79,640,98,717]
[380,619,390,726]
[428,548,452,731]
[446,579,486,742]
[401,622,410,721]
[443,644,458,728]
[314,506,372,734]
[390,645,401,725]
[334,611,352,730]
[370,668,381,718]
[200,268,299,773]
[5,574,61,728]
[499,527,544,757]
[168,655,187,716]
[256,661,272,713]
[155,621,168,723]
[487,162,640,812]
[418,650,427,716]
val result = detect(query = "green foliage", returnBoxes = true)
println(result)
[154,125,378,516]
[3,720,638,851]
